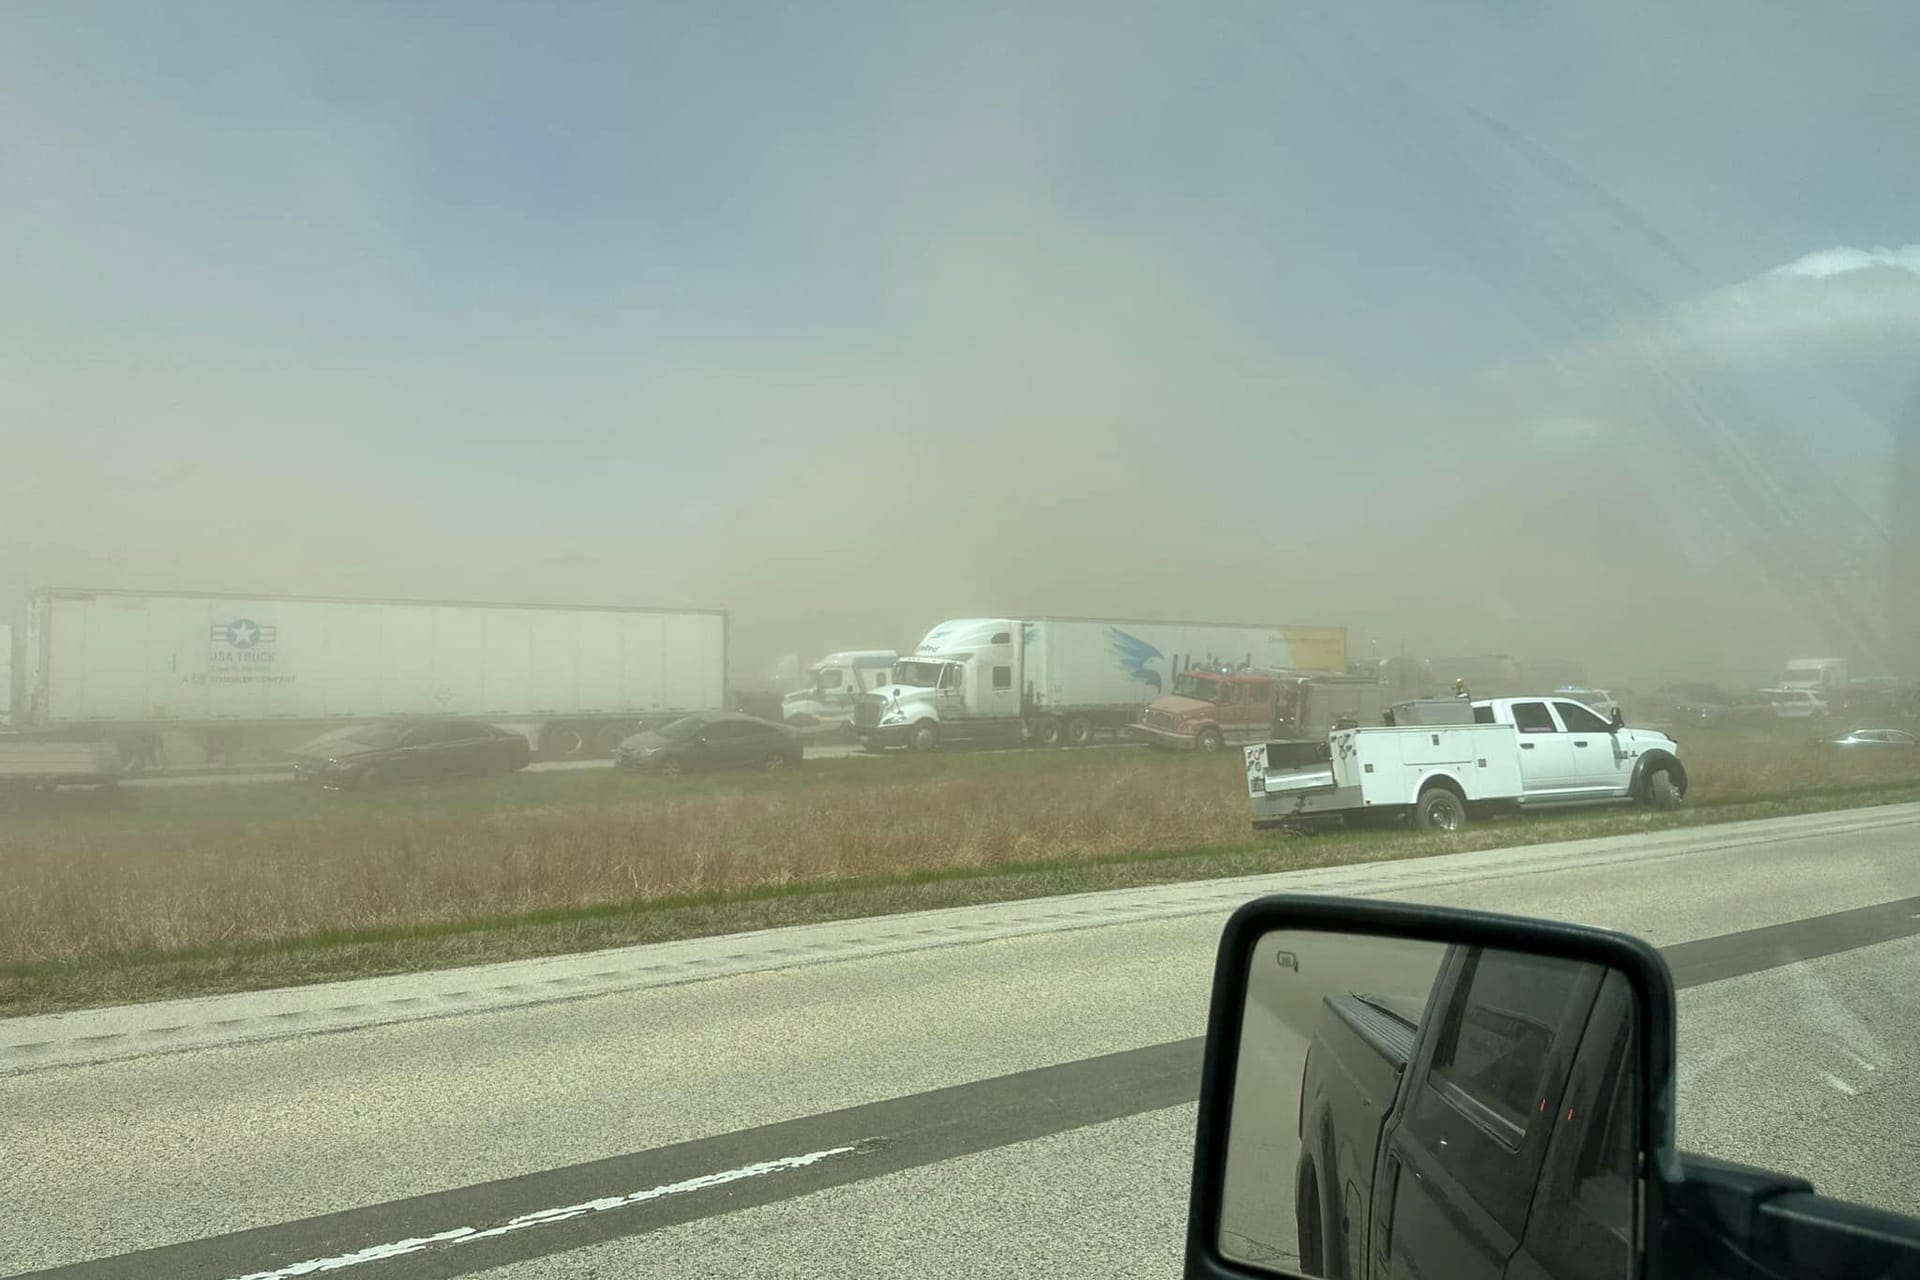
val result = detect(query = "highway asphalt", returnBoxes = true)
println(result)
[119,738,1138,788]
[5,803,1920,1279]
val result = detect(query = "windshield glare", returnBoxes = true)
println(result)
[893,661,944,687]
[340,726,403,748]
[656,716,704,741]
[1173,674,1221,700]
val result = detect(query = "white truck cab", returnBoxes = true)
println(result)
[856,616,1334,752]
[780,650,899,728]
[1245,695,1685,831]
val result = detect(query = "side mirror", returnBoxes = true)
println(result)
[1611,706,1626,730]
[1185,896,1920,1280]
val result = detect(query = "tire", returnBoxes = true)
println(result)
[660,757,686,777]
[1064,715,1094,747]
[1295,1159,1325,1277]
[909,721,940,753]
[1196,727,1225,753]
[763,752,788,771]
[1648,767,1680,809]
[1414,785,1467,831]
[1030,716,1063,748]
[539,724,586,759]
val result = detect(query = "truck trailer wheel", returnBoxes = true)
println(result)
[1064,715,1094,747]
[1195,727,1225,753]
[593,722,635,756]
[1029,716,1062,747]
[539,724,587,759]
[909,721,940,753]
[1414,785,1467,831]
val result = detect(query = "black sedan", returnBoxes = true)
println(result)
[290,719,532,788]
[613,711,802,774]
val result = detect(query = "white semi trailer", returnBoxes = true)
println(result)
[10,588,728,765]
[853,615,1347,751]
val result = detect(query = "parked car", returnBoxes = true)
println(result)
[1656,683,1764,727]
[1759,687,1831,719]
[1814,727,1918,748]
[613,711,803,774]
[289,719,531,789]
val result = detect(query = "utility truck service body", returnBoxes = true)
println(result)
[1245,696,1685,831]
[13,589,728,763]
[855,616,1346,751]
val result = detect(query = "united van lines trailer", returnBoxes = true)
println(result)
[15,589,728,764]
[854,615,1347,750]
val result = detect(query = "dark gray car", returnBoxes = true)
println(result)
[290,719,532,788]
[613,711,803,775]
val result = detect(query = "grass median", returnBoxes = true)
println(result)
[5,733,1919,1016]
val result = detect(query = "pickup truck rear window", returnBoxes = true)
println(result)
[1511,702,1558,733]
[1431,949,1584,1138]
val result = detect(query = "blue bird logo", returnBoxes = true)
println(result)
[1108,628,1164,692]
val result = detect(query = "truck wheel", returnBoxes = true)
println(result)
[1414,785,1467,831]
[1648,767,1680,809]
[1064,715,1094,747]
[1196,727,1225,753]
[1294,1159,1325,1276]
[1030,716,1062,747]
[592,723,634,756]
[539,724,586,759]
[910,722,940,753]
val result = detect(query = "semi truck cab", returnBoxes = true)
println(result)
[780,650,899,727]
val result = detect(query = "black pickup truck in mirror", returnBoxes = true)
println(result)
[1219,932,1634,1280]
[1184,896,1920,1280]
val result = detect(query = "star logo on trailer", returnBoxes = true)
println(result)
[211,618,277,649]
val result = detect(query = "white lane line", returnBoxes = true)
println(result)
[226,1142,869,1279]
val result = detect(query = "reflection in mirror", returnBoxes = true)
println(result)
[1219,930,1639,1280]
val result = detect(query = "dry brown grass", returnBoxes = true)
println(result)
[0,757,1246,965]
[3,733,1917,975]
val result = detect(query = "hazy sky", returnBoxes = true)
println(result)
[5,1,1919,683]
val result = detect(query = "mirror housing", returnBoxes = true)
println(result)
[1185,895,1676,1280]
[1611,706,1627,731]
[1185,895,1920,1280]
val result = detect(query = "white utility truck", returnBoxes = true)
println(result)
[855,616,1347,751]
[1244,694,1686,831]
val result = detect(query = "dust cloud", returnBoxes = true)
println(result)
[3,3,1919,692]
